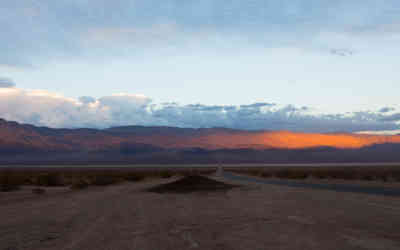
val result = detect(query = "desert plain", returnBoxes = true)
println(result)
[1,169,400,250]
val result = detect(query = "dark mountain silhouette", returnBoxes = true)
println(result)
[0,118,400,164]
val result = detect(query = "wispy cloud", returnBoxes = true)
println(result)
[1,1,400,66]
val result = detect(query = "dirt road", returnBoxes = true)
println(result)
[1,177,400,250]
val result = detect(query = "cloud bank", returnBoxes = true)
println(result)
[0,86,398,133]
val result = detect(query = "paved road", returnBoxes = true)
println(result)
[223,172,400,197]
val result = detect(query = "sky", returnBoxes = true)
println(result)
[0,0,400,133]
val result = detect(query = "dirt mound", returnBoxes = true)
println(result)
[147,175,239,193]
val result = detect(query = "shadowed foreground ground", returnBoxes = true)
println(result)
[1,176,400,250]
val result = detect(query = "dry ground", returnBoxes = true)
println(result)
[1,175,400,250]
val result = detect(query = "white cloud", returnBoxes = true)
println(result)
[357,130,400,135]
[0,87,399,133]
[79,96,96,104]
[0,88,107,128]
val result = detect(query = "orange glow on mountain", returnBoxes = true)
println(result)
[148,131,400,150]
[1,117,399,151]
[256,131,400,149]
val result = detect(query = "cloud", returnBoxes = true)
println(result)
[2,1,400,66]
[240,103,276,109]
[357,129,400,135]
[98,93,151,108]
[330,48,355,57]
[82,23,179,46]
[379,113,400,122]
[78,96,96,104]
[0,87,398,133]
[0,77,16,88]
[0,88,107,128]
[379,107,395,113]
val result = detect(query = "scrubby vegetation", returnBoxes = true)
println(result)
[70,179,89,190]
[0,172,22,192]
[35,173,64,186]
[228,166,400,182]
[160,170,173,179]
[0,167,216,191]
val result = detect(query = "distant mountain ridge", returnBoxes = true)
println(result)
[1,118,400,164]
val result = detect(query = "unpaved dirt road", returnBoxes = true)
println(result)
[1,176,400,250]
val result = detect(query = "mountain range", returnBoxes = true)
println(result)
[1,118,400,164]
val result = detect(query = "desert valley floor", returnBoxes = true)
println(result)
[1,175,400,250]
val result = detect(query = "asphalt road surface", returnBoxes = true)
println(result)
[223,171,400,197]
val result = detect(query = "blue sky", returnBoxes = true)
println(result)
[0,0,399,132]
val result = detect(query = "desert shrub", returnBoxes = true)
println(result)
[382,174,398,182]
[275,169,291,179]
[229,167,400,183]
[70,179,89,190]
[331,171,357,180]
[0,173,21,192]
[160,171,173,179]
[249,170,263,177]
[124,173,145,182]
[274,169,308,180]
[328,171,339,179]
[185,170,201,176]
[260,172,273,178]
[311,171,327,179]
[391,173,400,182]
[381,175,389,182]
[290,172,308,179]
[35,173,65,186]
[32,188,46,194]
[361,175,375,181]
[89,175,119,186]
